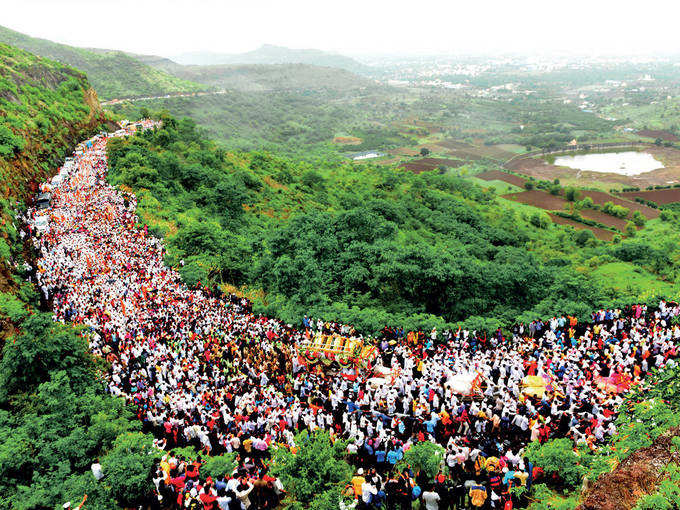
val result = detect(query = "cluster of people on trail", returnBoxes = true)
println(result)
[29,123,680,509]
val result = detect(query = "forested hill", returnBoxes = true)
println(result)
[0,43,107,201]
[0,25,203,100]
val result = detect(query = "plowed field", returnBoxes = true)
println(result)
[619,188,680,204]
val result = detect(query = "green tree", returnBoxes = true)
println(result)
[270,431,352,509]
[525,438,583,489]
[101,432,160,508]
[575,229,595,247]
[0,313,92,400]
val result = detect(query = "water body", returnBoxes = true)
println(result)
[553,151,664,176]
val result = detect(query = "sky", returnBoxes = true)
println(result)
[2,0,680,58]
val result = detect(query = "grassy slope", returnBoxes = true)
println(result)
[0,25,203,100]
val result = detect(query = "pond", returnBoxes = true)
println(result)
[552,151,664,176]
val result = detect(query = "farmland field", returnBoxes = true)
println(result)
[399,157,464,173]
[578,190,660,219]
[476,170,527,187]
[578,208,630,231]
[502,190,569,210]
[618,188,680,204]
[636,130,679,142]
[547,213,615,241]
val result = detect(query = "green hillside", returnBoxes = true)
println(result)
[0,42,107,201]
[106,116,680,333]
[107,87,414,157]
[0,25,204,100]
[158,62,377,92]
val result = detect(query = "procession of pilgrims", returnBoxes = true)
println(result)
[29,122,680,509]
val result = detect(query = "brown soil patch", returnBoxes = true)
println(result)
[476,170,527,187]
[636,129,679,142]
[578,209,629,231]
[502,190,569,210]
[436,139,476,151]
[388,147,420,156]
[578,427,680,510]
[547,213,615,241]
[333,136,362,145]
[399,158,464,174]
[579,190,660,219]
[619,188,680,205]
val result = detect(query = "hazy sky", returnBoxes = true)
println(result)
[3,0,680,58]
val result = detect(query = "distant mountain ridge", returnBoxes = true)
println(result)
[155,63,376,92]
[0,25,203,100]
[173,44,370,74]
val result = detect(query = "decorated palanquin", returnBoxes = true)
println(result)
[300,332,378,370]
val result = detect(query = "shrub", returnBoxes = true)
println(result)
[631,211,646,227]
[397,441,446,479]
[525,438,583,489]
[575,229,596,247]
[564,187,580,201]
[271,430,352,509]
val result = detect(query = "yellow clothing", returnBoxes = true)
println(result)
[351,476,366,496]
[469,487,487,507]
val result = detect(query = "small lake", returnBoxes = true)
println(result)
[552,151,664,176]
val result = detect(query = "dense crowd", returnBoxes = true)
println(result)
[31,124,680,509]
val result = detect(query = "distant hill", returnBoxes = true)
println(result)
[159,63,377,92]
[0,25,203,100]
[173,44,370,74]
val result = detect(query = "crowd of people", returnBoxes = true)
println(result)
[30,123,680,509]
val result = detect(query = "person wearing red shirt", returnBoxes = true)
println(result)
[199,483,218,510]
